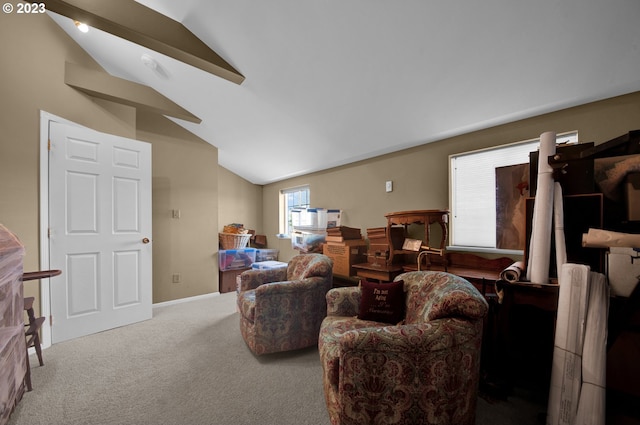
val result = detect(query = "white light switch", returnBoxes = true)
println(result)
[385,181,393,192]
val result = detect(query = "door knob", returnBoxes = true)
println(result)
[142,238,150,244]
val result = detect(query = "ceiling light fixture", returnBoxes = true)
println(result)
[74,20,89,33]
[141,54,158,70]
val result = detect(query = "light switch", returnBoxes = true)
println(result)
[385,181,393,192]
[172,209,181,219]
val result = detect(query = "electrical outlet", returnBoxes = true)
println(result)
[172,273,181,284]
[385,181,393,192]
[172,209,181,219]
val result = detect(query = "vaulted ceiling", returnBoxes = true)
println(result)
[48,0,640,184]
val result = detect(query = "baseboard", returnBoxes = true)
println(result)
[152,291,221,309]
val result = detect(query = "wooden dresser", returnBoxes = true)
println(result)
[0,225,27,425]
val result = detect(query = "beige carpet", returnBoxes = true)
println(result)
[8,292,545,425]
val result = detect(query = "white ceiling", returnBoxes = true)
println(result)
[49,0,640,185]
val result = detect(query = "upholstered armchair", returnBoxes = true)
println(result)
[237,253,333,355]
[318,271,489,425]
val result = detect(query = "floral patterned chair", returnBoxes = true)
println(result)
[318,271,489,425]
[237,253,333,355]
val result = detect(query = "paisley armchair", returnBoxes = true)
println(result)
[237,253,333,355]
[318,271,488,425]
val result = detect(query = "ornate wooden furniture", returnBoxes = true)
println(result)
[384,209,449,265]
[413,252,515,296]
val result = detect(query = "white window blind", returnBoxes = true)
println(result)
[450,131,577,250]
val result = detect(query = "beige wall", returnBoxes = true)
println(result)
[137,111,219,303]
[2,11,640,311]
[264,91,640,262]
[218,166,263,233]
[0,13,220,311]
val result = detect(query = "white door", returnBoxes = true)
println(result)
[48,121,152,343]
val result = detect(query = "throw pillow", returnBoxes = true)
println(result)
[358,279,405,324]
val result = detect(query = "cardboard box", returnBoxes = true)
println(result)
[327,209,342,228]
[608,247,640,297]
[625,172,640,221]
[323,241,367,277]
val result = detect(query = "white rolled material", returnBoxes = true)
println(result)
[582,228,640,248]
[499,261,525,283]
[574,272,609,425]
[547,265,609,425]
[527,131,556,284]
[554,182,567,273]
[547,263,590,425]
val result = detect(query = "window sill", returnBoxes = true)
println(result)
[447,245,524,258]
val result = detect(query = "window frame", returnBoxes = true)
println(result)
[279,185,310,237]
[448,131,578,254]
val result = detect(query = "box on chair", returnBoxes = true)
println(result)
[252,261,288,270]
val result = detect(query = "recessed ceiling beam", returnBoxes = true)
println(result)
[65,62,201,123]
[44,0,245,85]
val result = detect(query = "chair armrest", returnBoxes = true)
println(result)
[326,286,361,317]
[339,318,481,354]
[255,276,330,296]
[237,267,288,292]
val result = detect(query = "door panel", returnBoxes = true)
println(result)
[113,250,141,306]
[49,121,152,343]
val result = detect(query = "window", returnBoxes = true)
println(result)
[449,131,578,252]
[280,185,310,236]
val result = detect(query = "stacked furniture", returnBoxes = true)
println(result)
[236,253,333,355]
[0,225,26,425]
[322,226,367,278]
[352,227,404,282]
[319,271,488,425]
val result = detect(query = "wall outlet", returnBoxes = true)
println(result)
[172,273,181,284]
[172,209,181,219]
[385,180,393,192]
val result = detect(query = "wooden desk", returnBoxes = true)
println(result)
[406,252,514,296]
[490,281,559,392]
[352,263,403,282]
[498,280,559,311]
[384,210,448,265]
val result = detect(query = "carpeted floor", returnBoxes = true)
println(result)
[8,292,548,425]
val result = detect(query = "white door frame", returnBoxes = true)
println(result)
[39,111,68,348]
[38,110,124,348]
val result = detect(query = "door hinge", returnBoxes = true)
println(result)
[48,139,51,151]
[48,228,51,238]
[49,315,53,326]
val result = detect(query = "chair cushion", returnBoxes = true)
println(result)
[357,279,405,324]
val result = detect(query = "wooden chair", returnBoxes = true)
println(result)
[23,297,45,391]
[21,269,61,391]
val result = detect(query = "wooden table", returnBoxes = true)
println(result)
[384,210,449,265]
